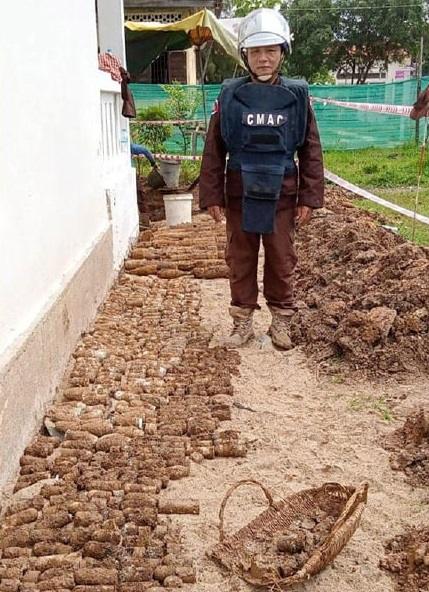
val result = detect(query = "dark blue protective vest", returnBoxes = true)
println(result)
[219,76,308,234]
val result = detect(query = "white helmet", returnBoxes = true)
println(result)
[238,8,291,53]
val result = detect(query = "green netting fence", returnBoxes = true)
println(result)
[130,76,429,152]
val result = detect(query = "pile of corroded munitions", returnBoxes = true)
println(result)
[125,217,229,280]
[0,275,244,590]
[251,512,339,581]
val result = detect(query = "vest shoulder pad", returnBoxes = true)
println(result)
[221,76,249,91]
[219,76,249,100]
[279,77,309,101]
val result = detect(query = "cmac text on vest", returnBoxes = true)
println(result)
[243,112,287,126]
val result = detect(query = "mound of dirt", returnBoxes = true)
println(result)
[137,178,165,224]
[383,408,429,486]
[380,526,429,592]
[291,186,429,376]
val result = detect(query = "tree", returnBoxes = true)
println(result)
[420,25,429,76]
[330,0,425,84]
[131,105,173,155]
[282,0,338,82]
[226,0,426,84]
[162,83,202,154]
[223,0,283,17]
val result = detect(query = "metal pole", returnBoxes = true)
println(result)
[202,41,214,81]
[415,34,424,144]
[412,118,428,242]
[198,47,208,131]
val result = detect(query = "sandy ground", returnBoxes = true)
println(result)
[159,276,429,592]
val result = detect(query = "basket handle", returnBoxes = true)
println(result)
[218,479,275,543]
[322,482,349,498]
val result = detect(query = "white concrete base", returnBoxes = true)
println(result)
[0,226,115,498]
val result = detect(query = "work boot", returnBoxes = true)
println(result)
[224,306,254,347]
[268,307,294,350]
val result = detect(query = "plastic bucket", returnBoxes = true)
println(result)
[158,159,181,188]
[163,194,193,226]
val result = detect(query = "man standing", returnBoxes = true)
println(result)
[199,8,324,349]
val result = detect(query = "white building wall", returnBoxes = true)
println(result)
[98,0,127,63]
[98,73,140,270]
[1,1,104,357]
[387,60,413,82]
[0,1,138,493]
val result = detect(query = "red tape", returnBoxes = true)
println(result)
[312,96,412,117]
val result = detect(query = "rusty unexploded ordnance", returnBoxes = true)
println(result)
[0,274,239,590]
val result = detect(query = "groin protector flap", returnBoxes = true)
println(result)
[242,197,278,234]
[241,163,284,200]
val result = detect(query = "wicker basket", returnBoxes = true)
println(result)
[210,479,368,590]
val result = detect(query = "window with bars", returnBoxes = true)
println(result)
[126,12,183,23]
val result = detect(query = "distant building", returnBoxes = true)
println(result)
[124,0,223,83]
[336,58,415,85]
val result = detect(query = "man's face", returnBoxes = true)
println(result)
[246,45,282,79]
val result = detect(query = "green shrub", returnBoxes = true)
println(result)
[162,82,203,154]
[180,161,201,186]
[131,104,173,155]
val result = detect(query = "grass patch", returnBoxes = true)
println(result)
[375,187,429,217]
[352,197,429,245]
[324,143,429,189]
[348,394,394,422]
[324,144,429,245]
[180,161,201,185]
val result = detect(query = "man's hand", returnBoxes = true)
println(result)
[295,205,313,228]
[208,205,225,223]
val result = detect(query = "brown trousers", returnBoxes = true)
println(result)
[225,204,297,311]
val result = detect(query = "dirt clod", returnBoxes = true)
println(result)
[384,408,429,486]
[381,527,429,591]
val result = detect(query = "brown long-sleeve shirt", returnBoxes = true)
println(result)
[199,99,324,210]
